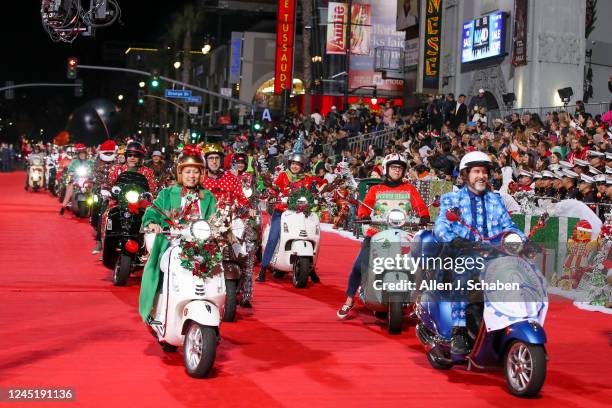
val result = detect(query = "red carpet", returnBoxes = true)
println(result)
[0,171,610,407]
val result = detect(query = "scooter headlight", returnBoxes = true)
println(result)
[125,190,140,204]
[191,220,211,241]
[387,208,407,228]
[76,166,88,177]
[503,232,524,255]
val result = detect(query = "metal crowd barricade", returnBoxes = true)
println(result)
[521,195,612,218]
[346,127,404,153]
[499,102,609,119]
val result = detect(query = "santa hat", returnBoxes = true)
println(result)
[575,220,592,233]
[99,140,117,152]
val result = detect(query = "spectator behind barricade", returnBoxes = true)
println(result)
[311,108,323,127]
[468,88,488,113]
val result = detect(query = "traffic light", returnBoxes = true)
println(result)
[67,57,78,79]
[74,79,83,97]
[190,131,201,144]
[252,120,262,132]
[150,77,160,88]
[137,89,145,105]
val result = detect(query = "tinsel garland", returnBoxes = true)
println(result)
[287,187,316,211]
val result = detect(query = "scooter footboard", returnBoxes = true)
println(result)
[181,300,221,335]
[417,291,454,340]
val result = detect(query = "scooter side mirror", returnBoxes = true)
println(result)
[446,207,462,223]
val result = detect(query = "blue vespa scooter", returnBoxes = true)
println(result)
[412,209,549,398]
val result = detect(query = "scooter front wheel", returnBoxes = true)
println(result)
[504,341,547,398]
[113,255,131,286]
[184,322,217,378]
[292,257,311,288]
[388,301,403,334]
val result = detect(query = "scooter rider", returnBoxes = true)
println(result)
[201,143,250,207]
[257,151,322,283]
[25,144,46,191]
[433,151,526,356]
[91,140,118,254]
[108,141,156,193]
[230,150,258,308]
[337,153,430,318]
[138,145,217,323]
[59,144,94,215]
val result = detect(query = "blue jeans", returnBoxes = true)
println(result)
[346,237,371,298]
[261,211,283,269]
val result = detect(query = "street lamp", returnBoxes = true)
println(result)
[117,94,124,101]
[173,61,181,69]
[138,81,146,88]
[201,43,212,54]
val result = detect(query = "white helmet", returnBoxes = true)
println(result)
[382,153,408,175]
[459,151,492,171]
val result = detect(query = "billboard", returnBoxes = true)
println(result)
[511,0,528,67]
[423,0,442,89]
[326,2,371,55]
[349,0,404,93]
[274,0,296,95]
[396,0,419,30]
[461,11,507,64]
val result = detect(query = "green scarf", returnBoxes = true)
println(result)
[285,169,305,183]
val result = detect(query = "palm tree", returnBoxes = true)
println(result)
[301,0,313,118]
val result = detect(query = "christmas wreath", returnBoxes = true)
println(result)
[178,239,224,280]
[287,187,316,211]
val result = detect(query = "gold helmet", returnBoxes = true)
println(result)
[176,145,205,185]
[202,143,224,159]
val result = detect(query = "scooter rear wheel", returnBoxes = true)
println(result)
[184,322,216,378]
[504,341,547,398]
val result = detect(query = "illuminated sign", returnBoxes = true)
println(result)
[274,0,296,95]
[461,11,507,64]
[423,0,442,89]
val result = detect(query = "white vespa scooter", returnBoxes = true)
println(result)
[144,196,226,378]
[261,195,320,288]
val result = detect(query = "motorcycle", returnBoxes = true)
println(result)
[102,171,151,286]
[356,209,424,334]
[261,188,320,288]
[69,165,94,218]
[412,209,549,397]
[144,195,226,378]
[27,156,45,192]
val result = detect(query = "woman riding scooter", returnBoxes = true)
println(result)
[138,145,217,323]
[59,144,93,215]
[257,150,321,283]
[337,153,430,318]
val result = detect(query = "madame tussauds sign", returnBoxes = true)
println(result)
[274,0,296,95]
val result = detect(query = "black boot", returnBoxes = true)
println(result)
[450,327,470,356]
[255,268,266,282]
[240,299,252,308]
[59,207,65,215]
[310,270,320,283]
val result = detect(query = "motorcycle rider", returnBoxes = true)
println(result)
[230,149,258,308]
[138,144,217,323]
[25,144,45,191]
[257,150,322,283]
[433,151,525,356]
[91,140,118,254]
[59,144,94,215]
[108,141,156,193]
[337,153,430,318]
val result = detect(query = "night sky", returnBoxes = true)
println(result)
[0,1,193,143]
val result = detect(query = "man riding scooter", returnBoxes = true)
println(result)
[25,144,46,191]
[337,153,430,318]
[433,151,526,356]
[108,141,156,193]
[59,144,94,215]
[201,143,253,309]
[257,150,321,283]
[91,140,118,254]
[230,149,258,308]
